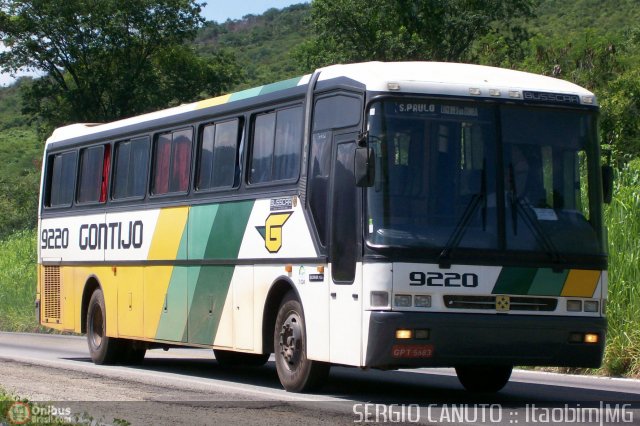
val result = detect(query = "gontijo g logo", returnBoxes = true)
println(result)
[256,212,292,253]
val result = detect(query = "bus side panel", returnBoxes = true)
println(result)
[187,201,253,348]
[238,197,328,360]
[146,207,189,342]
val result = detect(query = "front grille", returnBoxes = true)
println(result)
[43,266,61,321]
[444,295,557,312]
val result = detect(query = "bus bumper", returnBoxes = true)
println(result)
[364,312,606,369]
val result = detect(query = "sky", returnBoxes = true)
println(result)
[0,1,308,87]
[201,0,308,23]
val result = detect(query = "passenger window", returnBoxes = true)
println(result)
[249,105,303,184]
[113,137,150,200]
[47,151,77,208]
[152,128,192,195]
[197,119,240,190]
[77,145,107,204]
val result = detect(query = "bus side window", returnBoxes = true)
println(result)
[77,145,106,204]
[112,137,150,200]
[197,118,241,191]
[46,151,77,208]
[249,105,303,184]
[152,128,193,195]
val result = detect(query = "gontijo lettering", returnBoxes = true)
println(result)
[79,220,143,250]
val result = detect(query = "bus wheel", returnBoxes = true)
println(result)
[455,365,512,393]
[214,349,270,367]
[274,291,330,392]
[86,289,122,365]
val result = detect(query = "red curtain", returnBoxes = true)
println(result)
[154,136,171,194]
[100,144,111,203]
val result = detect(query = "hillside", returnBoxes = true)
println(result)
[195,3,311,88]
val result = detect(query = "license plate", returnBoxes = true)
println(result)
[392,344,434,358]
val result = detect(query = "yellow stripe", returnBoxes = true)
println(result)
[195,94,231,110]
[147,207,189,260]
[561,269,600,297]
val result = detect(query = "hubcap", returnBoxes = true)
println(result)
[90,304,104,348]
[279,312,302,369]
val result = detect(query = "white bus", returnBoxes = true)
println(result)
[37,62,611,392]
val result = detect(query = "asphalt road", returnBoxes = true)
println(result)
[0,332,638,425]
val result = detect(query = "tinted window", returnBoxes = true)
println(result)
[249,105,302,184]
[331,142,357,282]
[308,131,332,245]
[250,113,276,184]
[77,145,105,204]
[152,128,192,195]
[273,107,303,180]
[113,137,150,200]
[48,151,77,207]
[197,119,240,190]
[313,95,361,131]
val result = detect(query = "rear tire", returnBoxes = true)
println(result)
[214,349,270,367]
[86,289,122,365]
[455,365,512,393]
[274,291,330,392]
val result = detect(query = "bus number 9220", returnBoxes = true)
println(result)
[409,272,479,287]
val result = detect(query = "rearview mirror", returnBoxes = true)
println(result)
[355,147,375,187]
[602,165,613,204]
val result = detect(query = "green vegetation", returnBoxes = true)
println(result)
[195,4,311,87]
[0,229,39,332]
[602,160,640,376]
[1,0,240,135]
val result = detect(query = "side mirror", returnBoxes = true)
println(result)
[602,165,613,204]
[355,146,375,187]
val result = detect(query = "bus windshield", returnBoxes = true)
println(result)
[365,99,604,259]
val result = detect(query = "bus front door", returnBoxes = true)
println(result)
[329,137,363,366]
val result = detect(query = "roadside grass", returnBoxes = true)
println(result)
[0,229,42,332]
[601,159,640,377]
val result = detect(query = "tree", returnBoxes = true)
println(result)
[0,0,241,133]
[295,0,536,70]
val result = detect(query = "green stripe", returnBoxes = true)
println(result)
[229,86,263,102]
[493,267,537,295]
[259,76,303,95]
[188,204,219,259]
[188,200,255,345]
[156,267,188,342]
[528,268,569,296]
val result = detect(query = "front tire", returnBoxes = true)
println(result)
[455,365,513,393]
[86,289,122,365]
[274,291,330,392]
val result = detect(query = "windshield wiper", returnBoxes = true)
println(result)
[511,195,563,265]
[438,166,487,268]
[507,163,563,265]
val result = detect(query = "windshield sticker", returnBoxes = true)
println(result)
[533,208,559,221]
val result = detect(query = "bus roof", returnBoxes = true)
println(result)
[46,61,596,146]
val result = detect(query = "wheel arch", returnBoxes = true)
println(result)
[261,276,300,354]
[80,275,102,334]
